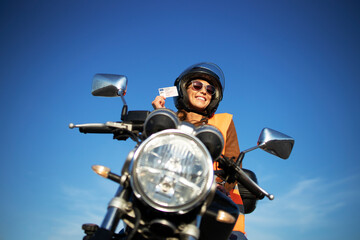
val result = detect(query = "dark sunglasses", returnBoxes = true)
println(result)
[190,80,216,95]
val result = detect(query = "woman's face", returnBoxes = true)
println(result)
[186,79,214,112]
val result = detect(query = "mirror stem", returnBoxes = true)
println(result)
[119,95,128,121]
[236,152,245,167]
[242,145,259,154]
[121,105,128,121]
[120,95,127,105]
[236,145,261,166]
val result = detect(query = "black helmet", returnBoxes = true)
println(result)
[174,62,225,118]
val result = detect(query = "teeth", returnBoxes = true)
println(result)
[196,96,206,101]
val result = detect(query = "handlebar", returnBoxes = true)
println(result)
[69,110,149,134]
[69,121,144,134]
[69,123,114,133]
[234,166,274,200]
[217,156,274,200]
[70,120,273,200]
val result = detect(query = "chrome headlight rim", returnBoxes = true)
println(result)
[130,129,214,213]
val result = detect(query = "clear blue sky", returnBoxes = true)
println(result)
[1,1,359,239]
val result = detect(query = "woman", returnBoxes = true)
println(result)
[152,63,247,240]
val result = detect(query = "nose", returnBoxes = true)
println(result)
[199,85,207,94]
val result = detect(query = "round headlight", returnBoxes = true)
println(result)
[131,129,214,213]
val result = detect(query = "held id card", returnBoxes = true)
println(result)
[158,86,178,98]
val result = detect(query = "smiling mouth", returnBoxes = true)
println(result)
[196,96,206,101]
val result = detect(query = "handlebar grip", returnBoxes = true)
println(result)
[235,167,274,200]
[217,156,274,200]
[69,123,114,134]
[79,127,114,134]
[235,168,265,199]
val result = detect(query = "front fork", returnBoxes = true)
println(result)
[101,186,130,231]
[96,186,203,240]
[179,214,203,240]
[87,183,213,240]
[87,186,130,240]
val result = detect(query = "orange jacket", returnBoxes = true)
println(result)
[208,113,245,234]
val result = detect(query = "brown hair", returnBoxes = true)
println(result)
[176,110,209,127]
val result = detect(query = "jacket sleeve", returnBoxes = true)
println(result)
[223,118,241,192]
[224,119,240,161]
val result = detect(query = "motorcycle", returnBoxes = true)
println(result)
[69,74,294,240]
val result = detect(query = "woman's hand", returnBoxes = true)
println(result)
[152,96,166,109]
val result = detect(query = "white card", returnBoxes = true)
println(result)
[158,86,178,98]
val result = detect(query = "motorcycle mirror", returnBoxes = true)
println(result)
[92,74,129,120]
[92,74,128,97]
[257,128,294,159]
